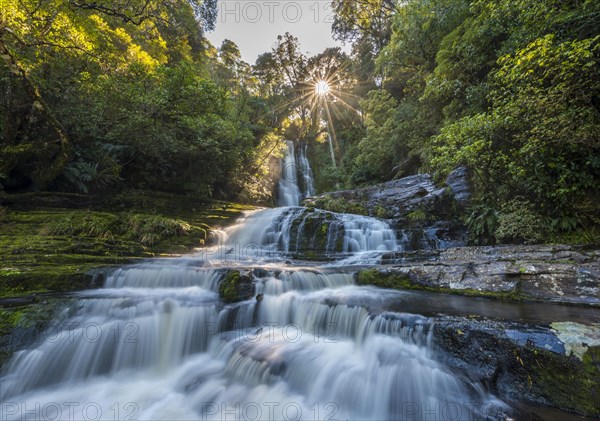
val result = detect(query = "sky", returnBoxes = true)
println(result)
[205,0,351,64]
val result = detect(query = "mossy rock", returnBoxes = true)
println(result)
[521,346,600,416]
[218,270,255,303]
[356,268,412,289]
[0,298,71,366]
[434,320,600,417]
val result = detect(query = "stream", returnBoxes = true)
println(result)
[1,142,596,420]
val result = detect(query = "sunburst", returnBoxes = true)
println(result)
[315,80,330,96]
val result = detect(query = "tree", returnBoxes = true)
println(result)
[332,0,396,54]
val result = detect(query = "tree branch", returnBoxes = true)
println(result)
[67,0,153,25]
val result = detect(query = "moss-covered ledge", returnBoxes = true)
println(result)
[0,192,253,298]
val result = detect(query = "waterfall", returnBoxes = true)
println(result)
[298,143,315,198]
[1,176,511,420]
[0,263,507,420]
[277,140,315,207]
[224,207,398,261]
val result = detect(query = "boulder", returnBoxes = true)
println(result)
[218,269,256,303]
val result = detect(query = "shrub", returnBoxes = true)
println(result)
[495,198,544,245]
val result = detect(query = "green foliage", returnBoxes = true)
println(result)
[347,0,600,243]
[42,212,119,241]
[1,0,274,201]
[465,204,499,245]
[431,33,600,239]
[351,90,400,183]
[41,211,194,246]
[126,215,191,246]
[0,195,250,297]
[406,209,427,223]
[495,198,545,245]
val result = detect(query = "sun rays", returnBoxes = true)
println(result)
[315,80,330,96]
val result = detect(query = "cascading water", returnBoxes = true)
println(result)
[225,207,398,260]
[1,160,511,421]
[277,140,314,207]
[1,263,507,420]
[297,143,315,199]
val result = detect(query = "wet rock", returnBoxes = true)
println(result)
[445,166,470,207]
[252,268,270,278]
[218,269,256,303]
[303,171,467,222]
[303,172,469,249]
[433,317,600,417]
[359,245,600,306]
[0,298,72,368]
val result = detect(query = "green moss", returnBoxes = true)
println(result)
[528,346,600,416]
[357,268,412,289]
[0,192,253,297]
[315,221,330,251]
[406,209,428,223]
[219,270,241,303]
[218,270,255,303]
[0,298,69,366]
[319,197,368,216]
[373,205,392,219]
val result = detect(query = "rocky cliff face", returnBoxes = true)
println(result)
[303,168,470,220]
[303,168,470,249]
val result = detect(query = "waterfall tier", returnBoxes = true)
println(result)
[224,207,398,262]
[277,140,315,207]
[1,179,510,420]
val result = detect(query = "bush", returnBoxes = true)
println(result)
[465,204,499,245]
[126,214,191,246]
[495,198,544,245]
[42,213,119,241]
[41,212,192,246]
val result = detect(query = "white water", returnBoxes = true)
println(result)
[297,143,315,199]
[278,141,314,207]
[1,151,509,420]
[0,240,507,420]
[1,268,506,420]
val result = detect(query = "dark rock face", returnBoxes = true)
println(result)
[433,317,600,417]
[303,171,470,249]
[303,171,469,221]
[361,244,600,306]
[445,166,470,207]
